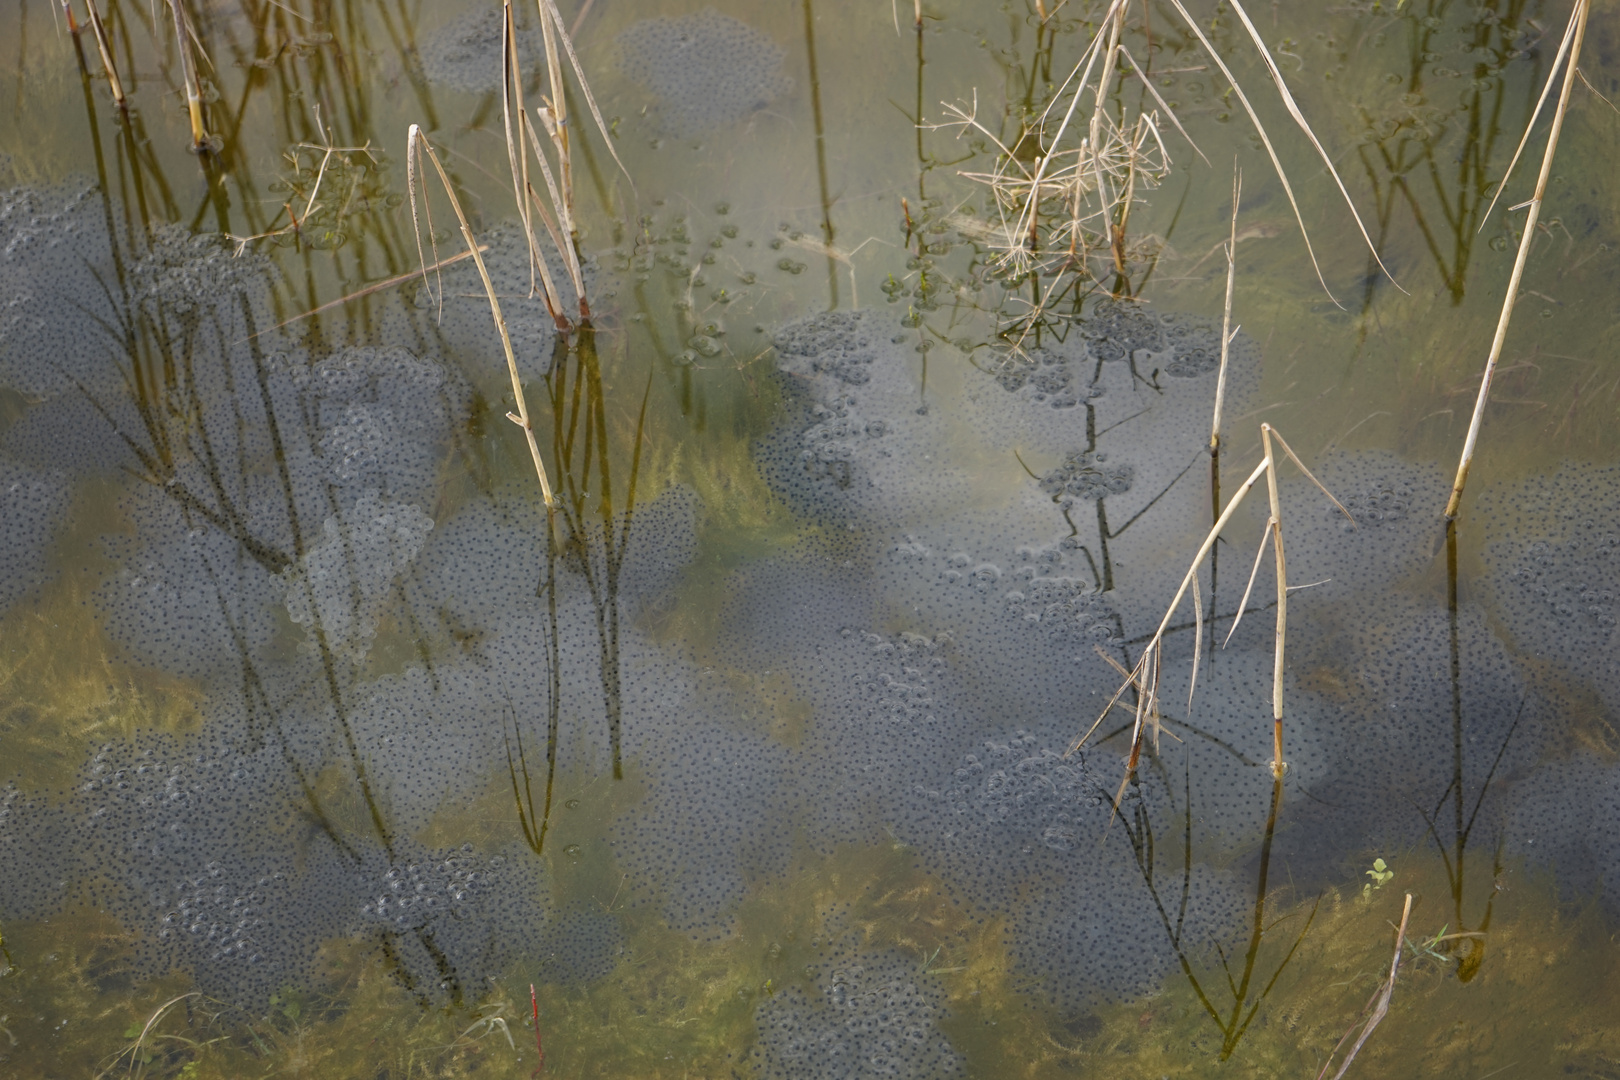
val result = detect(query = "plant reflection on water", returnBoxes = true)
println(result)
[1,0,1619,1077]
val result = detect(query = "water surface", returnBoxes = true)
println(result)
[1,0,1618,1076]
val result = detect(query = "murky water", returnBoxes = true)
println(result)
[1,0,1618,1076]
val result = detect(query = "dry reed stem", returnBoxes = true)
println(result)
[533,0,572,220]
[406,125,556,510]
[1319,892,1414,1080]
[1006,0,1125,262]
[948,0,1392,333]
[501,1,551,315]
[1261,423,1287,777]
[1211,164,1240,454]
[1161,0,1336,302]
[239,246,487,342]
[535,0,635,195]
[1116,41,1207,166]
[1085,4,1125,234]
[500,3,577,323]
[83,0,125,108]
[166,0,209,151]
[522,110,587,309]
[1477,1,1585,230]
[1070,454,1270,760]
[1076,423,1344,788]
[1225,511,1271,648]
[1224,427,1351,651]
[1225,0,1403,293]
[1188,565,1204,713]
[1445,0,1588,520]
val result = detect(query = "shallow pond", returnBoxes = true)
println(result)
[1,0,1619,1076]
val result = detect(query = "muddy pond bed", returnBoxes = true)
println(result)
[1,0,1619,1076]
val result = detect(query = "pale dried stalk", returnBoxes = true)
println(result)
[1084,3,1125,233]
[1446,0,1588,520]
[1070,454,1270,759]
[1226,0,1402,292]
[535,0,635,195]
[502,1,551,314]
[1261,423,1287,777]
[533,0,572,216]
[521,110,587,310]
[1224,428,1350,650]
[406,125,555,510]
[1162,0,1335,302]
[1006,0,1126,264]
[1320,893,1414,1080]
[166,0,209,151]
[83,0,126,108]
[1077,424,1341,789]
[241,246,487,341]
[1224,515,1271,648]
[1211,164,1241,454]
[1477,1,1584,230]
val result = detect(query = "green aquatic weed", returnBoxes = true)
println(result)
[1362,857,1394,900]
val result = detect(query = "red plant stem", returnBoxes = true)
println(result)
[530,983,545,1075]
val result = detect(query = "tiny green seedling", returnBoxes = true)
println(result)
[1362,858,1393,899]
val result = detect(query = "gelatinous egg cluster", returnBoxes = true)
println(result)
[617,12,794,137]
[0,160,1615,1065]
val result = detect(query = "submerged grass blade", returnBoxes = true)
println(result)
[1320,893,1414,1080]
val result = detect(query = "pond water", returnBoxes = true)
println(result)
[1,0,1618,1076]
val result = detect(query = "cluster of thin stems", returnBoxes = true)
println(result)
[403,0,631,514]
[68,0,212,149]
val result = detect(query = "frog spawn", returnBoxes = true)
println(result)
[0,166,1617,1055]
[617,11,794,138]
